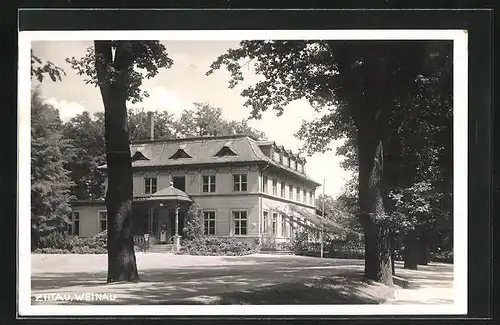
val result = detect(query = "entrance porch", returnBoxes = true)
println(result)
[132,205,188,245]
[131,182,193,251]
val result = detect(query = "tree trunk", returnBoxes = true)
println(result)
[390,233,396,275]
[358,127,393,286]
[95,41,139,283]
[418,236,429,265]
[404,230,419,270]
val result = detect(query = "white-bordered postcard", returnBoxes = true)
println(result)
[19,29,467,316]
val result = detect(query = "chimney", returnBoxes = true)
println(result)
[146,111,154,140]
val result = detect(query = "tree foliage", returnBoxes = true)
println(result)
[175,102,267,139]
[66,42,173,104]
[62,112,106,200]
[183,202,204,240]
[208,40,452,284]
[31,51,66,83]
[31,89,75,248]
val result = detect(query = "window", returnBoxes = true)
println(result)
[144,177,157,194]
[98,211,107,232]
[272,212,277,234]
[203,211,216,235]
[215,146,237,157]
[287,157,291,167]
[289,185,293,200]
[272,179,277,196]
[144,209,157,234]
[280,182,285,197]
[295,160,298,170]
[310,192,314,205]
[172,176,186,191]
[296,187,300,202]
[169,148,192,159]
[303,190,307,203]
[203,175,216,193]
[233,211,247,235]
[233,174,248,192]
[72,211,80,236]
[262,176,268,193]
[279,154,283,164]
[262,211,268,234]
[281,215,287,237]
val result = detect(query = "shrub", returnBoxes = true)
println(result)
[183,202,204,240]
[68,230,107,254]
[178,236,255,256]
[38,232,69,250]
[33,247,70,254]
[290,230,309,254]
[430,249,453,263]
[260,235,277,251]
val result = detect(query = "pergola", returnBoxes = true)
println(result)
[137,182,192,251]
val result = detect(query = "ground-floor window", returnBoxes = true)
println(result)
[281,215,287,237]
[71,211,80,236]
[272,212,278,235]
[203,211,216,235]
[98,211,107,232]
[262,211,268,234]
[233,210,247,235]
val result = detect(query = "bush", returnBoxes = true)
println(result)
[68,230,107,254]
[430,249,453,263]
[38,232,69,250]
[33,247,70,254]
[178,236,255,256]
[183,202,204,240]
[260,235,277,251]
[290,231,310,254]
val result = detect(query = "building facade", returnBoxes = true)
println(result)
[71,124,321,245]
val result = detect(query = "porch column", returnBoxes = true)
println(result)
[175,205,179,236]
[173,203,181,251]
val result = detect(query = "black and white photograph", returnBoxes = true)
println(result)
[18,28,468,316]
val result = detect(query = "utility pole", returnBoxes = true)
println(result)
[320,178,325,258]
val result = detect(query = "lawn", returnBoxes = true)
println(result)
[30,253,453,305]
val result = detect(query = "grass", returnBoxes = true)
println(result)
[167,272,395,305]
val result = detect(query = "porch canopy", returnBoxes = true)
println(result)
[136,182,193,205]
[134,182,192,249]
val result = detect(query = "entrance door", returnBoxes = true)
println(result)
[167,208,186,242]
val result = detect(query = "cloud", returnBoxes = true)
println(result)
[128,86,193,118]
[43,97,86,122]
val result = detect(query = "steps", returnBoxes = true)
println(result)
[258,250,294,255]
[146,244,175,253]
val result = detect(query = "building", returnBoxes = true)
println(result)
[70,113,321,247]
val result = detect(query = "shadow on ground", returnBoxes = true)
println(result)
[31,255,451,305]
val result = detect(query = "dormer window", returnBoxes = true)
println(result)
[131,151,149,162]
[169,148,192,159]
[215,146,237,157]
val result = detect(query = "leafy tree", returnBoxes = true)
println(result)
[62,112,106,200]
[127,108,178,141]
[66,41,173,282]
[176,102,266,139]
[183,202,204,240]
[31,89,75,249]
[31,50,66,82]
[208,40,450,284]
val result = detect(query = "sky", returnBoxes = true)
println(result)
[31,40,353,197]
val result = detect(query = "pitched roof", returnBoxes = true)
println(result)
[98,135,320,186]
